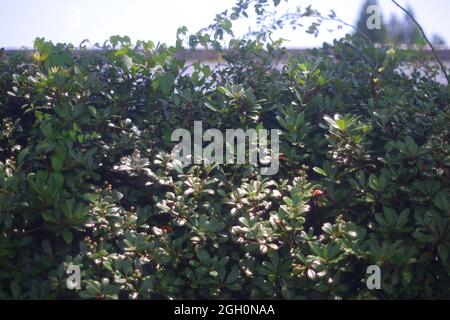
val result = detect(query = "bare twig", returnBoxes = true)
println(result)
[391,0,449,85]
[321,16,373,44]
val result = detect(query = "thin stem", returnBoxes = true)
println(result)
[321,16,373,44]
[391,0,449,85]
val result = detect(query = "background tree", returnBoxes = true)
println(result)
[386,4,422,45]
[431,33,446,46]
[355,1,445,46]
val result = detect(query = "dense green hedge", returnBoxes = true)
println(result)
[0,33,449,299]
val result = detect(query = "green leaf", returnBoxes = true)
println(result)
[404,136,418,154]
[268,250,280,269]
[51,154,65,171]
[434,191,450,213]
[41,210,55,223]
[195,247,210,263]
[62,228,73,244]
[42,240,52,255]
[309,242,322,256]
[140,278,154,292]
[82,193,97,202]
[225,267,240,284]
[154,73,175,96]
[17,148,30,167]
[204,102,219,112]
[335,119,346,131]
[438,245,448,263]
[313,167,327,177]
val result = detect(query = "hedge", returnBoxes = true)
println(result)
[0,32,450,299]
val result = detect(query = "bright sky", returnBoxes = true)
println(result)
[1,0,450,48]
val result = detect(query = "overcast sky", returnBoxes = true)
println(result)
[1,0,450,48]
